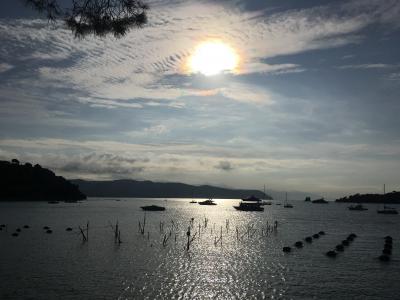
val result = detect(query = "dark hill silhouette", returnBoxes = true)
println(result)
[0,159,86,201]
[71,179,271,199]
[336,192,400,204]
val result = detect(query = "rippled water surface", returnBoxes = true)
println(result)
[0,198,399,299]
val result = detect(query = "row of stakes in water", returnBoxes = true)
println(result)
[326,233,357,257]
[283,231,326,252]
[379,236,393,261]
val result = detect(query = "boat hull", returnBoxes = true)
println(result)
[233,206,264,212]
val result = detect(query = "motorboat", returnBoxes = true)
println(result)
[198,199,217,205]
[141,205,166,211]
[348,204,368,211]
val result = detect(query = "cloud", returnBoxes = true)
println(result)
[215,160,234,171]
[2,0,399,107]
[337,63,395,69]
[0,62,13,73]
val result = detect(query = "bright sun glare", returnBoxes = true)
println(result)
[189,41,238,76]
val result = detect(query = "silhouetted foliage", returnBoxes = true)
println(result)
[336,192,400,204]
[0,159,86,201]
[23,0,149,38]
[11,158,20,165]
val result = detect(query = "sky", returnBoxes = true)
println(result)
[0,0,400,198]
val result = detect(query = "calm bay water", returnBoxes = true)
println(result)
[0,198,399,299]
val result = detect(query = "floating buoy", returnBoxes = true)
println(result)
[346,236,354,242]
[43,226,50,230]
[385,239,392,245]
[283,246,292,252]
[305,237,313,243]
[349,233,357,238]
[295,241,303,248]
[336,244,344,251]
[384,243,392,250]
[379,254,390,262]
[66,227,73,231]
[382,248,392,255]
[16,228,21,232]
[0,224,5,227]
[313,234,320,239]
[0,227,2,231]
[12,233,18,237]
[318,231,325,235]
[384,236,393,241]
[23,225,30,229]
[342,240,349,246]
[46,229,53,234]
[326,250,337,257]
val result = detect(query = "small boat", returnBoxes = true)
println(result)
[234,201,264,211]
[198,199,217,205]
[377,206,398,214]
[141,205,166,211]
[189,200,197,204]
[377,185,398,214]
[283,192,293,208]
[348,204,368,211]
[312,198,329,204]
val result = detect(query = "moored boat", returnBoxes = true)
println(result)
[141,205,166,211]
[198,199,217,205]
[348,204,368,211]
[234,200,264,212]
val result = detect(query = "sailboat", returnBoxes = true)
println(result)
[284,192,293,208]
[261,184,272,205]
[377,184,398,215]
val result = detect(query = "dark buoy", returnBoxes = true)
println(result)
[382,248,392,255]
[16,228,21,232]
[23,225,30,229]
[384,243,392,250]
[384,236,393,241]
[295,241,303,248]
[0,227,2,231]
[283,246,292,252]
[305,237,313,243]
[66,227,73,231]
[347,236,354,242]
[43,226,50,230]
[326,250,337,257]
[342,240,349,246]
[379,254,390,262]
[349,233,357,238]
[46,229,53,234]
[318,231,325,235]
[12,232,19,237]
[336,244,344,251]
[313,234,320,239]
[385,239,392,245]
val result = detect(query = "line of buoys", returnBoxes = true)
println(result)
[284,231,326,252]
[379,236,393,261]
[326,233,357,258]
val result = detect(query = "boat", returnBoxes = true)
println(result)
[198,199,217,205]
[377,184,398,214]
[140,205,166,211]
[283,192,293,208]
[261,201,272,205]
[304,197,311,202]
[312,198,329,204]
[234,198,264,211]
[348,204,368,211]
[189,200,197,204]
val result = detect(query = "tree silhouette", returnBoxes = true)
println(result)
[23,0,148,38]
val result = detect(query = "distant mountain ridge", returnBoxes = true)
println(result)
[0,159,86,201]
[71,179,272,199]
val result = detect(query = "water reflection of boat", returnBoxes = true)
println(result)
[198,199,217,205]
[141,205,166,211]
[348,204,368,211]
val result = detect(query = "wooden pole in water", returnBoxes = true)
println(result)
[86,221,89,242]
[186,226,191,251]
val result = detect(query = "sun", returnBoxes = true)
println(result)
[189,41,239,76]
